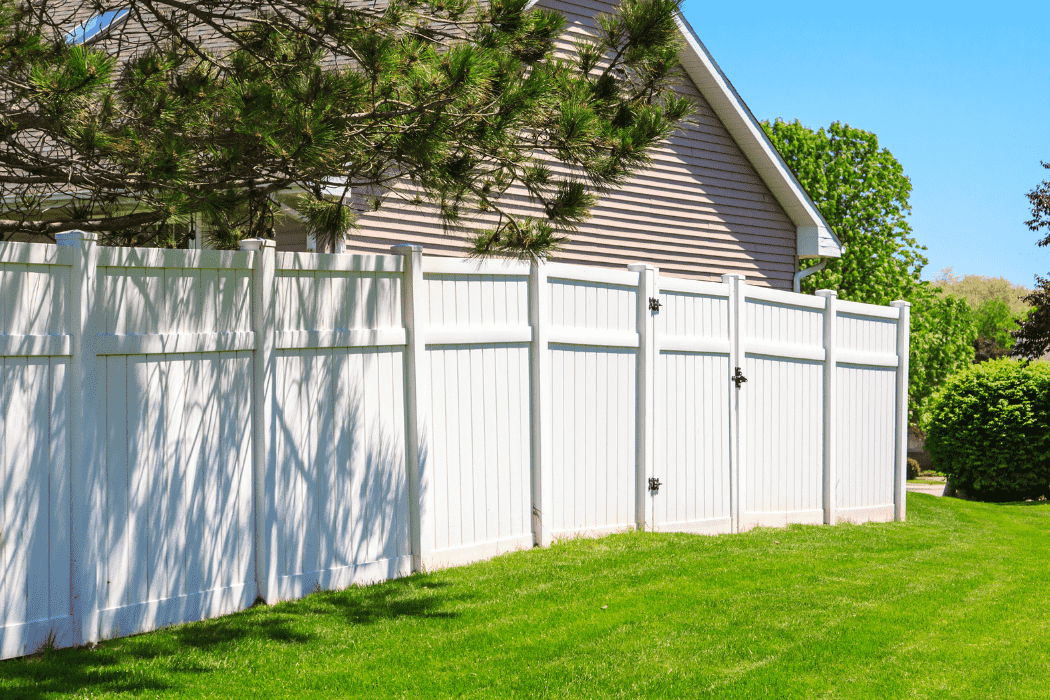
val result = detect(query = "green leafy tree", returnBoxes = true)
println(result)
[761,120,927,304]
[0,0,691,256]
[1014,162,1050,359]
[762,119,975,421]
[932,268,1032,318]
[932,268,1032,361]
[908,293,977,422]
[972,298,1019,361]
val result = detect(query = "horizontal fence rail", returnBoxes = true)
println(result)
[0,235,910,659]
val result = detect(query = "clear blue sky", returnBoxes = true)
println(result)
[680,0,1050,288]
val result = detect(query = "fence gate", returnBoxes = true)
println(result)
[649,274,735,534]
[647,272,909,534]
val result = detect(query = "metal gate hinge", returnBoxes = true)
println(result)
[648,477,662,492]
[648,297,662,312]
[733,367,748,388]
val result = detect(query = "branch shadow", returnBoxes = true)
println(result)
[0,645,174,700]
[320,576,459,627]
[0,572,465,698]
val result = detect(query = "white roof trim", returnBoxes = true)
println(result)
[508,1,839,259]
[673,13,842,259]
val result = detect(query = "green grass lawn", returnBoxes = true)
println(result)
[6,494,1050,699]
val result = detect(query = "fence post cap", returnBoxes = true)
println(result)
[239,238,274,252]
[815,289,838,298]
[56,230,98,245]
[627,262,656,272]
[890,300,911,308]
[720,273,746,283]
[391,244,423,254]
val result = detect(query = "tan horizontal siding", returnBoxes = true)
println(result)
[347,227,796,287]
[51,0,800,288]
[350,200,796,252]
[273,0,800,289]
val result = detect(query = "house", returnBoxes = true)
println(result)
[276,0,844,290]
[35,0,842,290]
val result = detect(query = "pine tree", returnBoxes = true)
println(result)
[0,0,691,256]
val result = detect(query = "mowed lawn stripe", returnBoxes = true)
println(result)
[3,494,1050,699]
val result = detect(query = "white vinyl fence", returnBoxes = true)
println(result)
[0,233,910,658]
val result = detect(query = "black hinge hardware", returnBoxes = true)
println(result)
[648,477,662,492]
[648,297,662,312]
[733,367,748,388]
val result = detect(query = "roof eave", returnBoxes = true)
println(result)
[673,13,843,260]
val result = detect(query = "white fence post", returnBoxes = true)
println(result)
[529,260,553,547]
[56,231,104,645]
[392,245,432,571]
[722,273,746,533]
[241,238,279,604]
[816,289,838,525]
[629,264,657,531]
[891,300,911,521]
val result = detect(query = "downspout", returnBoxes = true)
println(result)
[793,260,827,294]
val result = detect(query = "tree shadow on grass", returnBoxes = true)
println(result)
[148,574,461,657]
[0,573,464,698]
[319,575,460,626]
[990,500,1050,508]
[0,645,174,700]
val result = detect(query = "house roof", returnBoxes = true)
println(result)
[672,14,843,259]
[529,0,844,260]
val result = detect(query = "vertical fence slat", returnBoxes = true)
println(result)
[25,356,50,633]
[817,289,837,525]
[105,355,129,611]
[241,239,277,603]
[183,355,204,599]
[629,264,656,531]
[392,245,431,572]
[529,262,553,547]
[6,356,28,630]
[48,358,71,637]
[892,300,911,521]
[56,231,104,645]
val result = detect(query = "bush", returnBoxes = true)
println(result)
[922,359,1050,501]
[907,459,920,480]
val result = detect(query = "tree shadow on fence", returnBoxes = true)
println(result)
[0,571,466,698]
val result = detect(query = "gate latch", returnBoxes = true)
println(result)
[733,367,748,388]
[648,297,662,312]
[648,477,662,492]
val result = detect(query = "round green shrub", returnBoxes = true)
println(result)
[922,359,1050,501]
[907,458,920,480]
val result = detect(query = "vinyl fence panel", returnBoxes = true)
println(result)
[95,248,257,641]
[421,259,534,567]
[833,307,902,523]
[272,253,412,598]
[0,243,72,658]
[546,266,639,538]
[740,286,826,530]
[653,278,733,534]
[0,237,910,659]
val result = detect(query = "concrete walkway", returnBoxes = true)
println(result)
[906,481,947,497]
